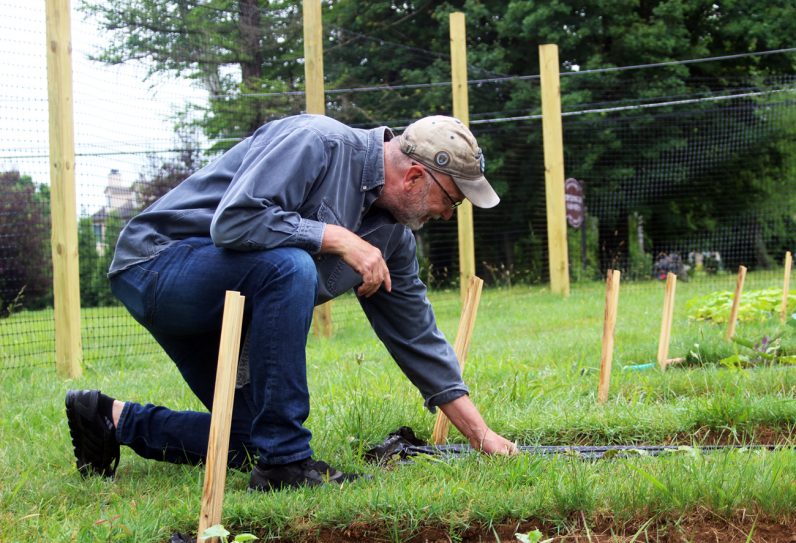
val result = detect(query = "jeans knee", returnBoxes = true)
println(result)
[274,248,318,300]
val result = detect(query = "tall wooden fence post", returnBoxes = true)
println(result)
[449,12,476,302]
[46,0,82,378]
[303,0,332,337]
[539,44,570,297]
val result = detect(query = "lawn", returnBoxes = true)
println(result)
[1,272,795,542]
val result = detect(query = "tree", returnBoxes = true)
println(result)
[97,211,124,306]
[78,217,101,307]
[0,171,52,315]
[136,141,202,210]
[81,0,796,278]
[80,0,305,147]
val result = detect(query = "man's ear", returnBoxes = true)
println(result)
[403,164,425,191]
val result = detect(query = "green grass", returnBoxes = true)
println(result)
[1,274,795,541]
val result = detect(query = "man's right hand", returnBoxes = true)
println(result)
[321,224,392,297]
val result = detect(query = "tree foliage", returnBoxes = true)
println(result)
[79,0,304,145]
[80,0,796,278]
[136,144,202,210]
[0,171,52,315]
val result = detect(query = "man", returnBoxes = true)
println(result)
[66,114,517,491]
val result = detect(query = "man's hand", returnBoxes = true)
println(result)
[470,428,518,455]
[321,224,392,297]
[439,395,517,456]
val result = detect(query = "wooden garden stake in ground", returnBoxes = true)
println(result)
[726,265,747,340]
[657,272,677,370]
[598,269,621,404]
[197,291,246,543]
[432,275,484,444]
[781,251,792,325]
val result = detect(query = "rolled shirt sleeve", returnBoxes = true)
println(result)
[210,125,330,254]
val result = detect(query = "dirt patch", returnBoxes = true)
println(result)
[259,512,796,543]
[667,426,796,447]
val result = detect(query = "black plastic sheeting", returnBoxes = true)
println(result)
[363,426,782,465]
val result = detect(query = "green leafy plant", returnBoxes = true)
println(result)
[721,333,796,368]
[515,528,547,543]
[687,288,795,324]
[2,285,25,318]
[200,524,258,543]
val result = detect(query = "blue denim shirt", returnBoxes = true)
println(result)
[110,114,467,411]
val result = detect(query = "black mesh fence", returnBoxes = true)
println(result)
[0,3,793,371]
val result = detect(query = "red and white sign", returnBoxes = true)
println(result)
[565,178,585,228]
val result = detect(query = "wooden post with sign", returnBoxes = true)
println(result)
[303,0,332,337]
[46,0,83,378]
[450,12,476,302]
[539,44,570,297]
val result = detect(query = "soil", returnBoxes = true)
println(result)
[667,426,795,447]
[295,513,796,543]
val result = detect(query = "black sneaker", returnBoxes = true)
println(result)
[65,389,120,478]
[249,458,361,491]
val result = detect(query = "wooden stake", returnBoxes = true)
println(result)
[781,251,792,325]
[432,275,484,444]
[198,291,246,543]
[312,302,333,338]
[46,0,83,378]
[726,265,747,341]
[597,270,621,404]
[656,272,677,370]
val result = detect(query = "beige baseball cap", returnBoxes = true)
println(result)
[398,116,500,208]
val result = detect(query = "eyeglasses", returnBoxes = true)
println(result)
[418,165,463,209]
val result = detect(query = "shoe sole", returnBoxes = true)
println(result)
[65,390,119,478]
[248,466,366,492]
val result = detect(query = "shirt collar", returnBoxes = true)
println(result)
[360,126,394,192]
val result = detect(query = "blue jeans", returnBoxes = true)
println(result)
[110,237,318,467]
